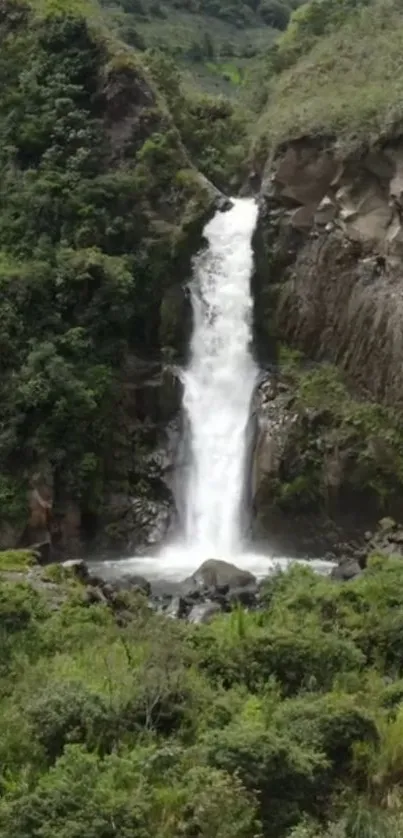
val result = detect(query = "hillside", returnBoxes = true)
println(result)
[251,0,403,156]
[102,0,290,93]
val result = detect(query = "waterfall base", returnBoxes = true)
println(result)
[88,544,335,587]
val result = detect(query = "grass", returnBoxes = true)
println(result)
[254,0,403,156]
[0,551,37,572]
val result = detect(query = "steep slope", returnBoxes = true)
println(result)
[250,0,403,551]
[0,0,222,555]
[103,0,287,94]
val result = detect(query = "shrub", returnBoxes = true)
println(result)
[26,683,120,761]
[201,719,326,833]
[0,744,261,838]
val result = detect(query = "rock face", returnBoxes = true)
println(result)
[256,139,403,407]
[251,137,403,552]
[331,557,362,582]
[363,517,403,561]
[249,366,403,555]
[250,375,358,556]
[95,355,183,555]
[98,558,260,620]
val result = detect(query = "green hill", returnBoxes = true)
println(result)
[249,0,403,157]
[102,0,295,93]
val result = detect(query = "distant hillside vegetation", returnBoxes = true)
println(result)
[102,0,303,93]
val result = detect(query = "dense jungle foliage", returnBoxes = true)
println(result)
[0,0,247,539]
[1,550,403,837]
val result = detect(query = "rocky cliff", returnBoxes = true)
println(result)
[251,137,403,554]
[257,139,403,403]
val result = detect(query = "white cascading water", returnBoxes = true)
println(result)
[182,197,258,555]
[90,198,335,582]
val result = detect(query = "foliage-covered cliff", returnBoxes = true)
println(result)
[0,0,245,554]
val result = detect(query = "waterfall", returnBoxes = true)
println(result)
[181,197,259,556]
[89,196,337,582]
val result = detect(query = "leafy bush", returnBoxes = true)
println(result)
[0,744,261,838]
[26,683,120,761]
[201,719,326,833]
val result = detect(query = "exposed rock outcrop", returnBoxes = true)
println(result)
[256,138,403,406]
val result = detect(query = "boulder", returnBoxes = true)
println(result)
[185,559,256,591]
[331,557,362,582]
[187,601,222,625]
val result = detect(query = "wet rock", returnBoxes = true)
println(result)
[180,578,203,599]
[102,492,172,554]
[363,518,403,562]
[187,601,222,624]
[0,522,25,551]
[378,516,397,533]
[186,559,256,591]
[217,196,234,213]
[56,501,82,554]
[215,583,230,596]
[26,471,53,545]
[331,557,362,582]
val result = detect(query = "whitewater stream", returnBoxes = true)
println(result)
[91,198,334,584]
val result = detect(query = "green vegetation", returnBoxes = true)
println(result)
[1,556,403,835]
[145,51,249,187]
[0,550,36,572]
[268,352,403,515]
[250,0,403,156]
[0,0,227,540]
[103,0,294,94]
[3,0,403,833]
